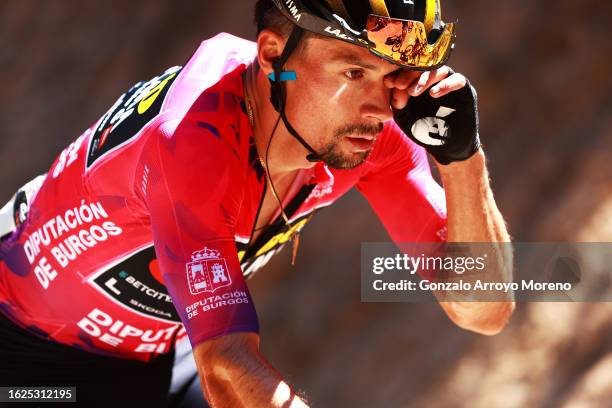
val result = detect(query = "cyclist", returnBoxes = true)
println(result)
[0,1,514,406]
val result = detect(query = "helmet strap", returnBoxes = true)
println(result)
[268,26,322,162]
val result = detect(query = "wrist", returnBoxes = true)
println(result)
[436,148,486,184]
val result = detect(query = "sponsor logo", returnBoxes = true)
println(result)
[52,131,89,178]
[186,247,231,295]
[332,14,360,37]
[277,0,301,22]
[77,307,182,353]
[185,291,250,320]
[306,181,334,202]
[88,246,180,323]
[324,26,354,41]
[86,66,182,169]
[239,216,311,277]
[23,201,123,290]
[236,184,319,278]
[411,106,456,146]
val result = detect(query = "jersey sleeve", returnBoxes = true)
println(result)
[144,119,258,347]
[357,121,448,244]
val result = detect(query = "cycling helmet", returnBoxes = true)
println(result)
[269,0,456,71]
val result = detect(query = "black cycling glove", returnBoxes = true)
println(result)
[393,80,481,165]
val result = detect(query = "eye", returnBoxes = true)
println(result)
[344,70,364,80]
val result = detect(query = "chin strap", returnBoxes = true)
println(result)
[268,26,322,163]
[279,108,321,163]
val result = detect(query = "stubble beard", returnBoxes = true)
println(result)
[316,123,383,170]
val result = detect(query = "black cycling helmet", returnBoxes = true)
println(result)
[269,0,456,71]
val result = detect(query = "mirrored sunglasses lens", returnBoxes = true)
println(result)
[366,15,454,69]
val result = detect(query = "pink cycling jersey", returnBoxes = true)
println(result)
[0,33,447,361]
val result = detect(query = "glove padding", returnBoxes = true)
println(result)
[393,81,481,165]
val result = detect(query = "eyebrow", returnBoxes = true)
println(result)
[329,53,380,71]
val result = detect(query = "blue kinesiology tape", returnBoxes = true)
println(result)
[267,71,297,82]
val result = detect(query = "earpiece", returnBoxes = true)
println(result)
[268,59,283,112]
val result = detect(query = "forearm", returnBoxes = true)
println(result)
[437,149,510,243]
[194,334,308,408]
[435,149,515,334]
[202,352,307,408]
[437,148,513,288]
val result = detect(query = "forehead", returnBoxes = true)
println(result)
[301,35,399,74]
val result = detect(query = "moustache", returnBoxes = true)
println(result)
[334,123,384,139]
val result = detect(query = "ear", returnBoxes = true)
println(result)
[256,29,286,77]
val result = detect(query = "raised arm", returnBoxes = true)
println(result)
[434,149,514,335]
[357,120,513,335]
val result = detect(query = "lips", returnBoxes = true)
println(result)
[346,135,377,151]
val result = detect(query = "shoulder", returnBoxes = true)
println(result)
[187,33,257,75]
[143,115,248,224]
[161,33,256,118]
[148,34,256,166]
[148,113,246,182]
[142,86,250,207]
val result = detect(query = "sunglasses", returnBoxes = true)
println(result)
[364,15,456,71]
[273,0,457,72]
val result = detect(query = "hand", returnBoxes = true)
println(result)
[384,66,466,109]
[385,66,481,165]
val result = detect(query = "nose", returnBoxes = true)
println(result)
[360,83,393,123]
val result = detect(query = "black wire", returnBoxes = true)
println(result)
[264,114,291,225]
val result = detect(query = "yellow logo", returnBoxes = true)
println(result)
[255,219,308,257]
[137,73,177,115]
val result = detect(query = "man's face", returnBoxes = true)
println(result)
[283,36,411,169]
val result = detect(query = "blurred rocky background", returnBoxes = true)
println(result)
[1,1,611,407]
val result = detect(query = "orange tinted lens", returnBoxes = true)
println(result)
[366,15,455,69]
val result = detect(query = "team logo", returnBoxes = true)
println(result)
[411,106,456,146]
[86,66,182,169]
[324,26,354,41]
[88,246,180,323]
[186,247,231,295]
